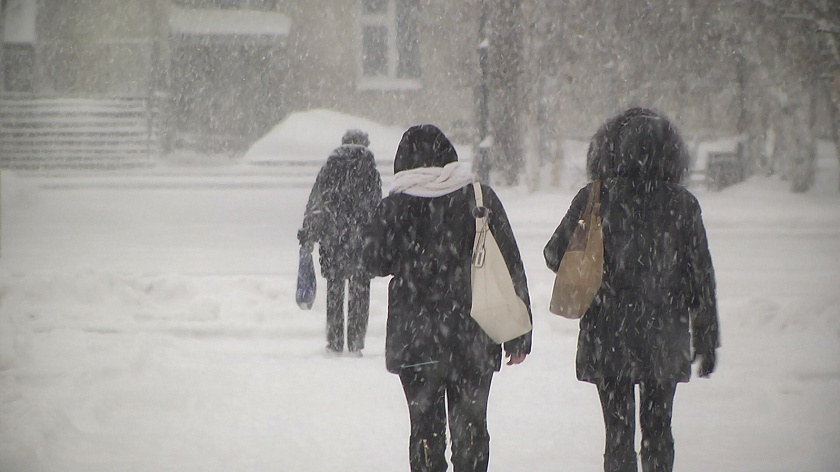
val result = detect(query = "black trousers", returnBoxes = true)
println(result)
[325,276,370,351]
[399,363,494,472]
[596,377,677,472]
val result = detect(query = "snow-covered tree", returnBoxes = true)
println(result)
[745,0,839,191]
[518,0,838,192]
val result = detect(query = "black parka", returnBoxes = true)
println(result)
[544,109,719,383]
[365,125,532,374]
[299,144,382,280]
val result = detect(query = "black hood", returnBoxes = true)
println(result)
[393,124,458,173]
[586,107,689,183]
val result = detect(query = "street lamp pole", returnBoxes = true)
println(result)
[474,0,491,183]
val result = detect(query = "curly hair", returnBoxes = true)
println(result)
[586,107,690,184]
[342,129,370,147]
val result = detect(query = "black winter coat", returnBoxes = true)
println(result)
[366,184,532,374]
[299,144,382,280]
[545,179,718,384]
[545,108,719,384]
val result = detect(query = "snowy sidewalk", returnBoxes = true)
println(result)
[1,171,839,472]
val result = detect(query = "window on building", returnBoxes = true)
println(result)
[363,0,388,14]
[362,26,389,76]
[172,0,277,10]
[2,44,34,92]
[359,0,420,90]
[3,0,37,93]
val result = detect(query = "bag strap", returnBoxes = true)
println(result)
[581,180,601,226]
[472,181,489,229]
[584,180,601,215]
[472,181,488,267]
[472,180,484,209]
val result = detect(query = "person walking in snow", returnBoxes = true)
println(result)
[543,108,719,472]
[365,124,532,472]
[298,129,382,355]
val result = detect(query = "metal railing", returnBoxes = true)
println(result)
[0,94,159,169]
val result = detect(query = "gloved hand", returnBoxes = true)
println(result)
[297,229,314,252]
[693,349,716,378]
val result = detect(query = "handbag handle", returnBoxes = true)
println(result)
[472,182,489,267]
[580,180,602,228]
[472,180,487,218]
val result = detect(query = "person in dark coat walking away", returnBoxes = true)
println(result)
[298,129,382,355]
[544,108,719,472]
[365,124,532,472]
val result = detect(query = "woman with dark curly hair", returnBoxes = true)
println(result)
[544,108,719,472]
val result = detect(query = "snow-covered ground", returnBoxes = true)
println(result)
[0,118,839,471]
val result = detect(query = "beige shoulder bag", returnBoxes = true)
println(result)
[549,180,604,319]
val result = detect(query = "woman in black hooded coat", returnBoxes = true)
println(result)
[544,108,719,472]
[365,124,532,472]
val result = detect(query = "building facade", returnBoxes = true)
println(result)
[1,0,480,160]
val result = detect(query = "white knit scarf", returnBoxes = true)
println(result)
[389,162,474,198]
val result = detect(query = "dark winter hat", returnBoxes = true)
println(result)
[586,107,689,183]
[393,124,458,173]
[342,128,370,147]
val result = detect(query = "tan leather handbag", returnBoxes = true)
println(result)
[550,180,603,319]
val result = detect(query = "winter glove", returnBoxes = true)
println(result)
[297,229,314,252]
[693,349,716,378]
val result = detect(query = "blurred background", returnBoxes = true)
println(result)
[1,0,838,192]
